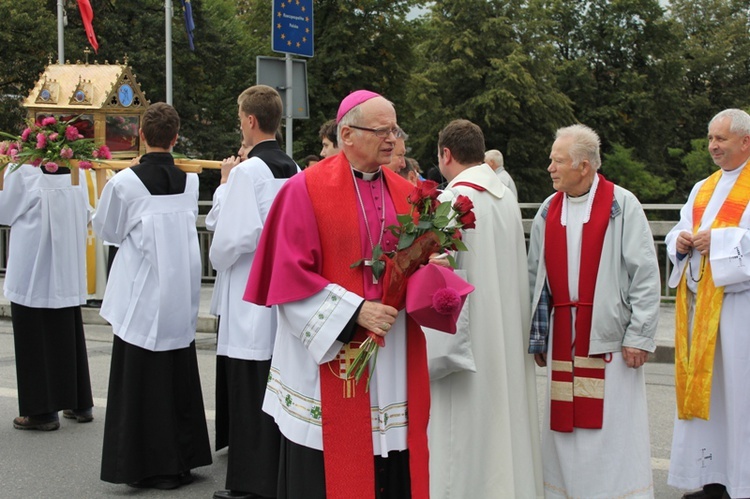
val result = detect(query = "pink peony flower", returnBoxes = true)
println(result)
[92,150,99,158]
[41,117,57,126]
[9,148,19,161]
[78,161,93,170]
[60,146,74,159]
[31,158,42,167]
[65,126,79,141]
[0,142,7,155]
[97,145,112,159]
[21,128,32,142]
[48,132,59,141]
[36,133,47,149]
[44,161,59,173]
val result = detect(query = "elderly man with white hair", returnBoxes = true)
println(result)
[527,124,660,498]
[484,148,518,199]
[667,108,750,499]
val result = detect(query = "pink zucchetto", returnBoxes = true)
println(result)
[336,90,382,123]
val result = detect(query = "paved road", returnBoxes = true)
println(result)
[0,314,688,498]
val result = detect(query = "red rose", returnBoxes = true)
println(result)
[422,179,440,200]
[459,211,476,229]
[407,184,425,205]
[453,194,474,215]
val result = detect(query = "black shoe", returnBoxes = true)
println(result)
[62,408,94,423]
[128,475,181,490]
[179,471,194,486]
[13,414,60,431]
[213,490,256,499]
[683,484,728,499]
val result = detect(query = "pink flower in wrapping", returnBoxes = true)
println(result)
[65,126,79,141]
[31,158,42,167]
[44,161,59,173]
[432,287,462,315]
[41,117,57,126]
[97,144,112,159]
[36,133,47,149]
[60,146,74,159]
[78,161,93,170]
[21,128,32,142]
[49,132,59,141]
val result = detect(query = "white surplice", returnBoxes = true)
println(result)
[429,164,544,499]
[541,193,654,499]
[208,158,289,360]
[0,164,89,308]
[93,168,201,352]
[666,163,750,498]
[263,283,410,455]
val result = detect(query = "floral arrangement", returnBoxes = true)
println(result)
[0,116,112,176]
[348,179,476,385]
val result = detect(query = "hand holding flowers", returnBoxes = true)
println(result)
[348,179,476,385]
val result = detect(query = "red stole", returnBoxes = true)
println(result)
[305,153,430,499]
[544,174,614,432]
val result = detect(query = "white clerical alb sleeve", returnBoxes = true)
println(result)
[277,283,364,364]
[709,227,750,288]
[204,183,227,231]
[210,164,266,272]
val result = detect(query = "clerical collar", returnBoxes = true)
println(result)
[561,174,599,226]
[351,167,382,181]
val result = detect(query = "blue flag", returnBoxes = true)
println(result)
[180,0,195,51]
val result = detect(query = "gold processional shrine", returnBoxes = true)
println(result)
[10,59,219,195]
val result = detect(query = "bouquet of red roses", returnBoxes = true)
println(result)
[348,179,476,385]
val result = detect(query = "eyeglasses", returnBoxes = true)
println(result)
[349,125,403,139]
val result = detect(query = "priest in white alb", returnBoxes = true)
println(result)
[528,124,660,498]
[667,108,750,499]
[428,119,543,498]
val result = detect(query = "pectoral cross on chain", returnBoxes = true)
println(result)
[364,260,378,284]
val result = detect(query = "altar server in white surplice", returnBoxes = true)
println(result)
[428,119,543,499]
[1,162,93,431]
[667,108,750,499]
[95,102,211,490]
[208,85,298,499]
[528,124,659,499]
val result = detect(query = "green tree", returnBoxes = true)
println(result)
[602,143,675,202]
[0,0,56,134]
[409,0,575,201]
[669,0,750,139]
[544,0,684,198]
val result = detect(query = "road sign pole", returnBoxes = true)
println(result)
[285,53,293,157]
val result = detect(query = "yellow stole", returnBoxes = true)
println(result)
[85,169,97,295]
[675,165,750,419]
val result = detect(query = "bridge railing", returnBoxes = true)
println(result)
[0,201,683,299]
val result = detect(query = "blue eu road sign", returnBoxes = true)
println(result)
[272,0,314,57]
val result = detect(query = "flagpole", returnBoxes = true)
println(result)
[165,0,173,104]
[57,0,65,63]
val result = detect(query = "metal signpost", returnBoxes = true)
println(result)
[270,0,313,157]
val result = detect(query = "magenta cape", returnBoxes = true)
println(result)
[243,152,399,306]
